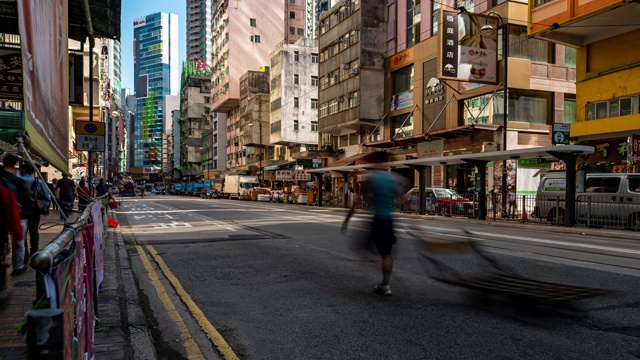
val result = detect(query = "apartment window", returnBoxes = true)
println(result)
[586,95,640,120]
[293,120,299,131]
[392,114,414,139]
[290,11,295,19]
[392,65,414,94]
[564,95,576,124]
[289,27,295,35]
[407,0,421,48]
[533,0,554,7]
[294,74,299,85]
[294,51,299,61]
[311,76,318,86]
[293,97,299,108]
[311,98,318,109]
[508,26,553,63]
[431,1,440,36]
[311,53,318,63]
[251,35,261,43]
[297,28,304,36]
[565,46,576,67]
[311,121,318,132]
[290,0,296,3]
[250,18,256,27]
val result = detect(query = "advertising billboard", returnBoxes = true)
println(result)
[438,9,499,85]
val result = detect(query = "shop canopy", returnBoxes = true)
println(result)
[307,145,595,227]
[264,161,297,171]
[306,145,594,174]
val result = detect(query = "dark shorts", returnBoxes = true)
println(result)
[370,216,396,257]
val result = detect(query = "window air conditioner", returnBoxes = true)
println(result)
[341,64,350,69]
[350,68,359,75]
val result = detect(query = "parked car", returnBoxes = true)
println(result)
[155,186,166,195]
[400,187,476,216]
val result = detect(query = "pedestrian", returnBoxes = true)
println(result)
[19,162,51,263]
[49,178,58,210]
[0,179,23,290]
[95,178,111,199]
[55,173,77,219]
[77,177,90,212]
[0,154,33,275]
[341,166,404,296]
[507,186,517,219]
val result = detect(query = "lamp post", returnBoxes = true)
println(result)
[481,11,509,216]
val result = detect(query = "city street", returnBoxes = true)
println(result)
[117,195,640,360]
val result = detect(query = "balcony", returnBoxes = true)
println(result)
[530,0,640,47]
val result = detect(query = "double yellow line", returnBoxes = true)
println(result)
[136,245,239,360]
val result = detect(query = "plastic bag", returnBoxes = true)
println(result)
[107,217,119,228]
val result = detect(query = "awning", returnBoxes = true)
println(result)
[328,151,386,167]
[364,124,500,149]
[263,161,296,171]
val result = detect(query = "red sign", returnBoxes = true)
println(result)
[632,136,640,165]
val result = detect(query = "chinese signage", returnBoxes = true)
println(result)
[18,0,70,172]
[0,49,23,99]
[75,120,106,152]
[148,43,163,52]
[390,90,413,111]
[632,135,640,165]
[439,10,498,84]
[143,166,161,174]
[390,48,414,71]
[295,171,311,181]
[276,170,293,180]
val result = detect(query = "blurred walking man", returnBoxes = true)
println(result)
[20,163,50,263]
[341,167,404,295]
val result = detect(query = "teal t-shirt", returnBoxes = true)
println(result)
[367,171,402,219]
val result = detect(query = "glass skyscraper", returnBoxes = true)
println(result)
[132,12,179,170]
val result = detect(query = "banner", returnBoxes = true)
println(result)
[439,10,498,85]
[17,0,69,173]
[92,202,105,288]
[75,226,95,360]
[49,256,75,360]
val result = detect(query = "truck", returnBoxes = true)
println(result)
[223,175,259,199]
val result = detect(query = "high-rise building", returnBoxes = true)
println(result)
[132,12,179,179]
[186,0,214,65]
[269,38,319,159]
[285,0,317,43]
[210,0,285,172]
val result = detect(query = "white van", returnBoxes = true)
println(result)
[533,173,640,230]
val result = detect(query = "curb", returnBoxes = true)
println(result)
[112,213,158,360]
[327,207,640,241]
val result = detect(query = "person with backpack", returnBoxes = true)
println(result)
[0,154,33,275]
[20,162,51,263]
[55,173,77,219]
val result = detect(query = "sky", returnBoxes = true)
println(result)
[120,0,187,91]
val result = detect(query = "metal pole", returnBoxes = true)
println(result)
[259,121,263,187]
[501,19,509,217]
[88,39,94,194]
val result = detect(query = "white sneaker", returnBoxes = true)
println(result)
[373,284,392,296]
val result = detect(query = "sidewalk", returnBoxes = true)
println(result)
[0,211,156,360]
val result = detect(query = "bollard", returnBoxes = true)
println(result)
[26,308,64,360]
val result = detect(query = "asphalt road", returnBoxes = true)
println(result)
[117,195,640,360]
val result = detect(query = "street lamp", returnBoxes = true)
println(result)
[480,11,509,216]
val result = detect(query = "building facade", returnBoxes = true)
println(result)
[317,0,387,160]
[530,0,640,173]
[285,0,317,44]
[356,0,577,197]
[210,0,285,173]
[132,12,180,181]
[179,61,212,180]
[269,38,320,162]
[186,0,214,65]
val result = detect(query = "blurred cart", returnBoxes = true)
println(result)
[409,228,614,305]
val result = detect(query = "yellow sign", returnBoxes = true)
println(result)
[75,120,105,136]
[148,43,163,52]
[390,48,414,71]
